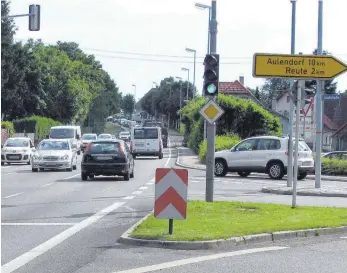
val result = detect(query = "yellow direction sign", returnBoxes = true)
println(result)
[199,99,224,124]
[253,53,347,80]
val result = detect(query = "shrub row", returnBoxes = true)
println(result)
[322,158,347,176]
[13,116,62,142]
[1,121,15,136]
[199,134,241,162]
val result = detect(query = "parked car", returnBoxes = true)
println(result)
[214,136,314,180]
[130,127,163,159]
[1,137,35,165]
[31,139,78,172]
[322,151,347,160]
[119,131,131,141]
[81,139,134,181]
[80,133,97,153]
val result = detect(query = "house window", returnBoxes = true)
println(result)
[287,96,290,103]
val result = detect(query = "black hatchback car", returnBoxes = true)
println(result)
[81,139,134,181]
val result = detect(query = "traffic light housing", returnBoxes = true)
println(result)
[290,80,299,104]
[203,54,219,96]
[29,5,40,31]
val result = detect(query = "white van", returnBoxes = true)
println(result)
[49,126,82,155]
[130,127,163,159]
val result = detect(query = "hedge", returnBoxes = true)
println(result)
[13,116,62,142]
[1,121,15,136]
[199,134,241,162]
[322,158,347,176]
[179,94,282,154]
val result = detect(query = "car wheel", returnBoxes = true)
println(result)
[268,161,284,180]
[124,172,130,181]
[27,157,31,165]
[81,173,88,181]
[73,165,77,170]
[77,150,81,155]
[39,168,44,171]
[32,168,38,172]
[66,166,73,172]
[237,171,251,177]
[159,153,163,159]
[89,174,94,179]
[130,166,134,178]
[215,159,228,177]
[1,162,4,166]
[298,172,308,180]
[133,155,136,159]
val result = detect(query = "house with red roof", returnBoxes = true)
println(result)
[219,76,290,135]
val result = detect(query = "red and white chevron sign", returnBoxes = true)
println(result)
[154,168,188,220]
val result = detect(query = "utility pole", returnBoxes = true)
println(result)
[315,0,324,189]
[205,0,217,202]
[287,0,297,188]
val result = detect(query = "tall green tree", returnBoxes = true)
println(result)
[122,94,135,118]
[260,79,291,107]
[254,87,260,100]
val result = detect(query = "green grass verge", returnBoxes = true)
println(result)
[130,201,347,241]
[104,123,121,134]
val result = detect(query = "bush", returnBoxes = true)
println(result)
[12,116,62,142]
[1,121,15,136]
[322,158,347,176]
[199,134,241,162]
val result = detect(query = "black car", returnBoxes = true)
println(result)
[81,139,134,181]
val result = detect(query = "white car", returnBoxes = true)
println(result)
[119,131,130,141]
[98,134,112,140]
[31,139,78,172]
[1,137,35,165]
[214,136,314,180]
[80,133,97,152]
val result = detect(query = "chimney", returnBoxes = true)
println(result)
[239,76,244,85]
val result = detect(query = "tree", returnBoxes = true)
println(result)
[254,87,260,100]
[122,94,135,118]
[259,79,291,107]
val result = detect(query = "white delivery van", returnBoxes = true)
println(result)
[49,126,82,155]
[130,127,163,159]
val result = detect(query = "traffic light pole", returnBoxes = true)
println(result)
[205,0,217,202]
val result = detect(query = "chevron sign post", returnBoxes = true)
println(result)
[154,168,188,234]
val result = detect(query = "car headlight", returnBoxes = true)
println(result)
[60,155,69,160]
[33,155,42,160]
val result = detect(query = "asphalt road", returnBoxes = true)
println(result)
[2,134,347,273]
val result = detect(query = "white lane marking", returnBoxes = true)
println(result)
[1,223,75,226]
[113,246,289,273]
[123,196,135,200]
[139,187,148,190]
[2,172,14,176]
[146,182,154,185]
[341,237,347,239]
[1,201,125,273]
[3,192,24,199]
[132,191,143,195]
[1,166,11,169]
[63,173,81,180]
[40,182,54,188]
[164,138,172,167]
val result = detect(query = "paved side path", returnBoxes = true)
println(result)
[176,147,347,182]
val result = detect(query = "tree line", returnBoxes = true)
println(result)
[1,1,135,133]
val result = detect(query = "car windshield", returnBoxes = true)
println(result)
[134,128,158,139]
[120,132,129,136]
[82,135,97,140]
[39,141,70,150]
[298,141,311,151]
[89,142,120,153]
[4,139,29,147]
[50,128,75,139]
[98,134,112,139]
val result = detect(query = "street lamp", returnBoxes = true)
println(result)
[176,77,183,128]
[181,67,190,100]
[195,2,211,54]
[132,84,136,100]
[186,48,196,99]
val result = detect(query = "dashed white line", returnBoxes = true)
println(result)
[1,223,75,226]
[112,246,289,273]
[131,191,143,195]
[40,182,54,188]
[139,186,148,190]
[123,196,135,200]
[63,173,81,180]
[341,236,347,239]
[3,192,24,199]
[2,201,125,273]
[146,182,154,185]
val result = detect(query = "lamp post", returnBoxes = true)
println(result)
[195,2,211,54]
[181,67,190,101]
[185,48,196,99]
[176,77,183,129]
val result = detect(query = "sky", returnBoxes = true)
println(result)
[10,0,347,100]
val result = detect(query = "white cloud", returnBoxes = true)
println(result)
[11,0,347,100]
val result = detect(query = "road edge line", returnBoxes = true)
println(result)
[118,212,347,250]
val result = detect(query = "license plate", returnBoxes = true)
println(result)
[8,156,19,159]
[45,163,56,166]
[302,161,311,166]
[97,156,113,160]
[136,144,144,147]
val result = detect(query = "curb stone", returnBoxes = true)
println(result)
[118,212,347,250]
[262,187,347,198]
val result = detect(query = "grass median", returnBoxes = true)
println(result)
[130,201,347,241]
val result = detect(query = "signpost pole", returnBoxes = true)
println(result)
[168,219,173,235]
[315,0,323,189]
[292,80,303,208]
[287,0,297,188]
[205,0,217,202]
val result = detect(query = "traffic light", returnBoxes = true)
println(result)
[29,4,40,31]
[290,80,299,104]
[203,54,219,96]
[300,87,315,108]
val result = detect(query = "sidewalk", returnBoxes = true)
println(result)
[176,147,347,183]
